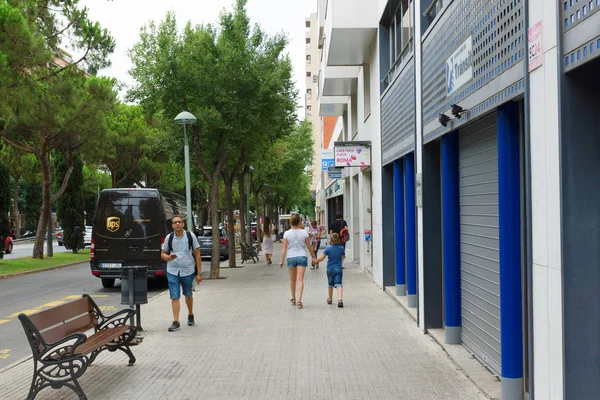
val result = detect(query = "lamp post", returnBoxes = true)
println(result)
[246,165,254,246]
[174,111,197,233]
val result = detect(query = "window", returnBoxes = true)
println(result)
[306,105,312,116]
[306,72,311,78]
[307,88,312,99]
[381,0,414,88]
[363,64,371,118]
[306,20,311,28]
[306,55,311,64]
[306,38,311,44]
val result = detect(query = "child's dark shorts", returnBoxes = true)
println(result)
[327,267,343,288]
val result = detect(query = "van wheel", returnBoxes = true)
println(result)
[101,278,115,288]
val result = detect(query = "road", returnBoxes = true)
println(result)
[0,262,168,369]
[4,241,72,259]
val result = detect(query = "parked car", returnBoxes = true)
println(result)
[197,226,229,261]
[56,229,63,246]
[250,222,257,239]
[83,226,92,246]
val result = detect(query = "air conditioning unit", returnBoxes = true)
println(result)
[312,74,318,83]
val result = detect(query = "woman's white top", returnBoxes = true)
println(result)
[283,228,309,259]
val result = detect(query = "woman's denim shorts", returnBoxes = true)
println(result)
[287,256,308,268]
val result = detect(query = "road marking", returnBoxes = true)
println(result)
[4,294,116,320]
[0,349,10,359]
[7,309,42,318]
[100,306,117,312]
[0,319,9,325]
[41,301,65,307]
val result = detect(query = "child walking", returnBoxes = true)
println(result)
[313,233,345,308]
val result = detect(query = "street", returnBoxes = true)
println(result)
[3,241,72,259]
[0,262,167,369]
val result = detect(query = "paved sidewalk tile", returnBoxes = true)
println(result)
[0,245,487,400]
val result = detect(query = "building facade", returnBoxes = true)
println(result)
[314,0,600,399]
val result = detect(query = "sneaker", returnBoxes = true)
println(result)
[168,321,181,332]
[327,298,332,305]
[338,300,344,308]
[187,315,195,326]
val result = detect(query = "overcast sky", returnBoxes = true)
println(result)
[79,0,317,109]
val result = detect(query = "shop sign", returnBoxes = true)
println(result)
[322,149,334,171]
[528,21,543,72]
[446,36,473,95]
[334,145,371,167]
[327,166,342,179]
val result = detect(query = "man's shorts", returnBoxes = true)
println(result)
[287,256,308,268]
[327,267,343,288]
[167,272,194,299]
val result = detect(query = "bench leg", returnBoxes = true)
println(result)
[26,373,51,400]
[27,358,88,400]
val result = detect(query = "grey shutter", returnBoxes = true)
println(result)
[458,113,501,375]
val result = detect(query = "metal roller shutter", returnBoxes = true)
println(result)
[458,113,501,375]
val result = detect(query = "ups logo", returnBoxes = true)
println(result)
[106,217,120,232]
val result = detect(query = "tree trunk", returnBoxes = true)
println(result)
[13,174,21,239]
[209,174,221,279]
[254,190,261,251]
[223,176,237,268]
[32,155,51,259]
[237,175,247,247]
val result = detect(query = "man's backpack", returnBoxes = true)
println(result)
[340,226,350,243]
[166,231,197,275]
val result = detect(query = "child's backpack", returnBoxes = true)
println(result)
[340,226,350,243]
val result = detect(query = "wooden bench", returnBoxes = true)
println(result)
[18,294,137,400]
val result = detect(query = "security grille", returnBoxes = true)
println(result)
[458,113,501,376]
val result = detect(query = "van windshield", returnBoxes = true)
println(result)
[94,197,162,239]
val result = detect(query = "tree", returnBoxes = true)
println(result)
[55,152,84,252]
[23,180,42,233]
[0,1,117,258]
[0,161,10,258]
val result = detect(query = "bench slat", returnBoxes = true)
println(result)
[42,314,96,344]
[74,325,130,355]
[28,298,95,331]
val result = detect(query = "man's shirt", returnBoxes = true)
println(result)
[161,231,200,277]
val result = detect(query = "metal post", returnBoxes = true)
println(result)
[183,124,193,232]
[246,173,252,246]
[128,269,135,326]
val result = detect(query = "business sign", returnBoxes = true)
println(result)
[446,36,473,96]
[334,145,371,167]
[528,21,543,72]
[328,166,342,179]
[321,149,334,171]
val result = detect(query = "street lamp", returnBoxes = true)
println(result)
[246,165,254,246]
[174,111,197,233]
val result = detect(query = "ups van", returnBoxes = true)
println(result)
[90,188,188,288]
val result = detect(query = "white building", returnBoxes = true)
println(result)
[313,0,600,399]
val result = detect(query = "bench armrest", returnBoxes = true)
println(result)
[40,332,88,362]
[96,308,136,330]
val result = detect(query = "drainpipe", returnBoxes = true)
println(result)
[523,0,534,397]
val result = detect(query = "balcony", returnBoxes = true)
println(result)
[319,95,349,116]
[320,66,360,97]
[324,0,378,66]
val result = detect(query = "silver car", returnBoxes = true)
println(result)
[197,227,229,260]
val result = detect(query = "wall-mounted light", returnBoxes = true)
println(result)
[438,113,451,127]
[451,104,467,118]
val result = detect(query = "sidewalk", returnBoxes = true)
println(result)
[0,244,487,400]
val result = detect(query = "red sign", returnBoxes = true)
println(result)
[528,21,543,72]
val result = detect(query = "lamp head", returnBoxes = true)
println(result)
[450,104,466,118]
[438,113,451,127]
[174,111,197,125]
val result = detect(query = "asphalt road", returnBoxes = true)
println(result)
[4,241,72,259]
[0,262,168,369]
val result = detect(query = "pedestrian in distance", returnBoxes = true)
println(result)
[262,216,275,265]
[161,215,202,332]
[313,233,345,307]
[279,214,317,309]
[308,220,323,269]
[329,212,349,265]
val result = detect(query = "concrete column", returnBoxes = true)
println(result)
[393,159,406,296]
[405,153,417,307]
[441,131,461,344]
[498,101,523,400]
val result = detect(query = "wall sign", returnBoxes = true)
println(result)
[327,166,342,179]
[528,21,543,72]
[334,145,371,167]
[321,149,334,171]
[446,36,473,95]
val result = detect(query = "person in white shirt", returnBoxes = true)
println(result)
[279,214,316,309]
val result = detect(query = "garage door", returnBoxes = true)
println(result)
[458,113,501,375]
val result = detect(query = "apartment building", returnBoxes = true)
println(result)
[314,0,600,398]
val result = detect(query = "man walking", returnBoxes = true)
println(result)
[161,215,202,332]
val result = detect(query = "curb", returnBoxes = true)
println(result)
[0,261,88,280]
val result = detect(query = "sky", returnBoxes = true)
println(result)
[79,0,317,108]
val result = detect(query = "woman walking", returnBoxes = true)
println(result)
[279,214,317,309]
[262,216,274,264]
[308,220,323,269]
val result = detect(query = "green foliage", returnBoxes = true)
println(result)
[0,161,10,258]
[54,152,84,252]
[23,180,42,232]
[81,165,111,225]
